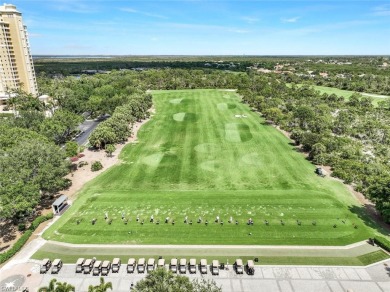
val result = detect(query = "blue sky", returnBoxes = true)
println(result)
[13,0,390,55]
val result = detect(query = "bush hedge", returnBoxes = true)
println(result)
[0,213,53,264]
[374,236,390,252]
[91,161,103,172]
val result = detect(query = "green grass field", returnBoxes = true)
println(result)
[44,89,375,245]
[289,84,389,106]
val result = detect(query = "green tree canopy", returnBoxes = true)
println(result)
[133,268,221,292]
[88,277,112,292]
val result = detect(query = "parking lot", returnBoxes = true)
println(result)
[2,259,389,292]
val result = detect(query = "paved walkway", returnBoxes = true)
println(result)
[35,240,380,259]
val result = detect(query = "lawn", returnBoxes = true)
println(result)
[32,249,389,266]
[43,89,374,245]
[289,84,389,106]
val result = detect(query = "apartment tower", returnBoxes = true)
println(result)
[0,3,37,101]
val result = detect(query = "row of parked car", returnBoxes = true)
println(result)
[41,257,255,276]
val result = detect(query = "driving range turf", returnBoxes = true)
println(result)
[44,89,376,245]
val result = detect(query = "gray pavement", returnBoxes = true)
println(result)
[2,260,389,292]
[75,119,100,146]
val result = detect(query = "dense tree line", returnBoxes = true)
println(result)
[37,69,248,116]
[239,75,390,222]
[89,93,152,149]
[0,125,70,221]
[285,74,390,95]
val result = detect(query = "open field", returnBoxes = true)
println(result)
[43,89,375,245]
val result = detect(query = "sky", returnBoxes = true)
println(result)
[11,0,390,55]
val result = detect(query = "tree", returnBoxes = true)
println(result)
[0,139,70,220]
[192,278,222,292]
[53,281,75,292]
[38,278,57,292]
[89,125,117,149]
[133,268,221,292]
[40,110,83,144]
[88,277,112,292]
[367,178,390,223]
[7,89,45,112]
[65,141,79,157]
[293,106,315,129]
[105,144,116,157]
[262,107,283,124]
[38,279,75,292]
[309,143,327,163]
[12,110,45,132]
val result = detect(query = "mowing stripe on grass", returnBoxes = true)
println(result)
[43,89,379,245]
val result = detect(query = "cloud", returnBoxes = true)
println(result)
[241,16,259,24]
[372,4,390,16]
[120,7,168,19]
[281,17,300,23]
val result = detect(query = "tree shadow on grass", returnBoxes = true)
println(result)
[348,204,390,236]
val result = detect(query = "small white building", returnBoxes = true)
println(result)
[52,195,68,215]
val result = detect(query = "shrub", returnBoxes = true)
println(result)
[0,214,53,264]
[91,161,103,172]
[30,213,53,230]
[65,141,79,157]
[374,236,390,252]
[70,156,79,162]
[78,161,88,168]
[18,223,26,231]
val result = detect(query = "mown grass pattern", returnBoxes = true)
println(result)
[44,89,372,245]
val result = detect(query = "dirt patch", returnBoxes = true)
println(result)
[63,109,154,202]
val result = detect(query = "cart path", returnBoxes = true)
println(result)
[1,238,382,272]
[32,239,381,259]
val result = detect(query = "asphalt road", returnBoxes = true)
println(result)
[2,260,389,292]
[75,119,100,146]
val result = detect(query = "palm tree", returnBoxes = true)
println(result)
[38,279,57,292]
[38,279,75,292]
[88,277,113,292]
[54,281,75,292]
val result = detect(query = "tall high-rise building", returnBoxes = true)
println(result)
[0,3,38,102]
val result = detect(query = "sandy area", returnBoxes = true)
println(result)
[63,111,153,202]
